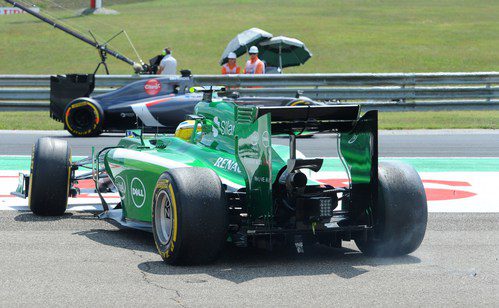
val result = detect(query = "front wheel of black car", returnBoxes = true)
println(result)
[152,168,228,265]
[355,161,427,257]
[64,99,103,137]
[29,137,71,216]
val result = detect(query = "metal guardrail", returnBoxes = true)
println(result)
[0,72,498,110]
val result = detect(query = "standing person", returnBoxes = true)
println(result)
[157,47,177,75]
[244,46,265,74]
[221,52,241,74]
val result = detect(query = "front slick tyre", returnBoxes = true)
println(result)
[152,168,228,265]
[29,137,71,216]
[355,161,427,257]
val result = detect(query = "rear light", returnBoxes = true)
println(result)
[295,197,335,221]
[318,197,333,217]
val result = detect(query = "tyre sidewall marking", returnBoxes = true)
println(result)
[290,100,309,106]
[168,183,178,244]
[153,178,178,259]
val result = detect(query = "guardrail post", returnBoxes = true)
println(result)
[486,80,491,103]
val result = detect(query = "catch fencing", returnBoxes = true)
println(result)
[0,72,498,111]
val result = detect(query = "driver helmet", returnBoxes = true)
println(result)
[174,120,201,141]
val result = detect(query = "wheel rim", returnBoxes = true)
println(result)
[68,107,95,132]
[154,190,173,245]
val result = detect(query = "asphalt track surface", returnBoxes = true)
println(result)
[0,130,498,306]
[0,129,498,157]
[0,212,497,306]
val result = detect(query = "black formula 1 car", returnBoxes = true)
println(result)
[50,74,320,137]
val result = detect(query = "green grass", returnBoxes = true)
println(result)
[1,1,496,130]
[379,110,499,129]
[0,0,497,74]
[1,110,497,130]
[0,111,63,130]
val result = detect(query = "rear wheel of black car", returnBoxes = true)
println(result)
[152,168,228,265]
[355,161,427,257]
[29,137,71,216]
[287,99,315,138]
[64,99,103,137]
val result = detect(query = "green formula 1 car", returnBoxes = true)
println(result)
[15,89,427,265]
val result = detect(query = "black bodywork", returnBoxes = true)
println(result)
[50,74,321,134]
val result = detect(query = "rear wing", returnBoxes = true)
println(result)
[50,74,95,122]
[239,105,360,135]
[234,104,377,222]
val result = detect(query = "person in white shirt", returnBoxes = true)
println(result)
[157,48,177,75]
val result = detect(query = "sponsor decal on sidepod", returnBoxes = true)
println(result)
[144,79,162,96]
[213,116,235,136]
[131,177,146,208]
[214,157,241,173]
[114,175,126,200]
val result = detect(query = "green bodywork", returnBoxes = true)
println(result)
[103,97,377,225]
[338,111,378,218]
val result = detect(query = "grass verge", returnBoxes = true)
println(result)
[378,110,499,129]
[0,110,497,131]
[0,111,63,130]
[0,0,497,74]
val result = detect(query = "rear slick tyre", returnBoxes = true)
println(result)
[355,161,427,257]
[64,99,103,137]
[28,137,71,216]
[152,168,228,265]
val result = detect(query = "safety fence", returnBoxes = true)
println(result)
[0,72,498,110]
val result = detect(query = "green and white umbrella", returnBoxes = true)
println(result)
[219,28,273,65]
[258,36,312,70]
